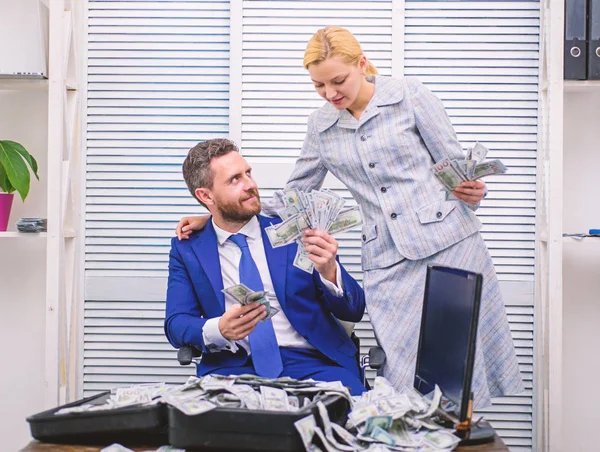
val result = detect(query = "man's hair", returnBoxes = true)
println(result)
[182,138,239,207]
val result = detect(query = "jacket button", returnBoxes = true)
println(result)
[369,162,375,168]
[362,234,366,241]
[436,211,443,219]
[360,135,367,142]
[390,213,397,219]
[381,187,387,193]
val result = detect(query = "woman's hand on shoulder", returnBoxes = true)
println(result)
[176,215,210,240]
[452,180,486,206]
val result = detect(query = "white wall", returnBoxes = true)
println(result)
[562,89,600,451]
[0,89,48,451]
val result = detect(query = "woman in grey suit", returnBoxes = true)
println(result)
[176,26,523,408]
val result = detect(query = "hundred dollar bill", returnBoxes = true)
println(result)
[471,141,489,163]
[363,415,393,436]
[227,384,262,410]
[263,305,280,321]
[422,430,461,450]
[327,205,363,235]
[100,445,134,452]
[431,158,465,191]
[294,245,315,274]
[265,215,303,248]
[277,205,300,220]
[472,159,507,180]
[369,426,396,446]
[174,399,217,416]
[284,189,300,207]
[415,385,442,419]
[348,403,379,427]
[260,385,290,411]
[294,414,317,450]
[222,283,254,304]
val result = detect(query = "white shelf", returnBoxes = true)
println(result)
[564,80,600,92]
[0,231,47,238]
[0,77,48,91]
[563,236,600,243]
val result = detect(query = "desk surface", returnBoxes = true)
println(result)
[22,436,509,452]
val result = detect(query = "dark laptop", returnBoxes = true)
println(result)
[413,264,494,444]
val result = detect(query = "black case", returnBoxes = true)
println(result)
[26,391,168,447]
[168,394,350,451]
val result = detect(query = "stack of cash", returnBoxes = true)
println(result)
[16,217,47,232]
[221,283,280,321]
[431,142,507,201]
[54,375,352,418]
[267,189,363,274]
[295,377,462,452]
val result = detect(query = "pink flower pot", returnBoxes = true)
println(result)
[0,193,15,232]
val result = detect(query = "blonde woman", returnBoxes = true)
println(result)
[176,26,523,407]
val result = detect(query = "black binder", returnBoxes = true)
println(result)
[589,0,600,79]
[565,0,588,79]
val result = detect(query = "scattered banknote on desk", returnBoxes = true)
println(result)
[431,142,507,201]
[266,188,363,274]
[221,283,280,321]
[58,375,463,451]
[295,376,462,452]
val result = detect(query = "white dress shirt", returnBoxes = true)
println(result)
[202,216,345,354]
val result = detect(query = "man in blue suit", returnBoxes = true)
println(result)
[165,138,366,395]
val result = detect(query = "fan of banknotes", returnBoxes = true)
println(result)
[221,283,280,321]
[265,189,363,274]
[431,142,507,201]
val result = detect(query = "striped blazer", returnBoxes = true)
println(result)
[264,75,482,270]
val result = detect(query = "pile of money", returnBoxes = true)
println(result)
[295,376,462,451]
[54,382,173,415]
[221,283,280,321]
[16,217,47,232]
[431,142,507,201]
[55,374,351,418]
[267,189,363,274]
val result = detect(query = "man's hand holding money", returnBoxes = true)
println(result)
[218,302,267,341]
[452,179,486,206]
[301,229,339,285]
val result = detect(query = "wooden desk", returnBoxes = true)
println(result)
[22,436,509,452]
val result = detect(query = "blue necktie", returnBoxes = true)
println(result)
[228,233,283,378]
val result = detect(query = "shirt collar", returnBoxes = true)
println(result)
[315,75,406,133]
[213,215,261,246]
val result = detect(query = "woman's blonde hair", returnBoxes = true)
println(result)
[303,26,378,75]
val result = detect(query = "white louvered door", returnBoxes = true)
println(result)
[403,3,538,449]
[239,0,394,388]
[85,0,231,392]
[84,1,538,450]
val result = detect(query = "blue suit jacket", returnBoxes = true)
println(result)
[164,215,366,376]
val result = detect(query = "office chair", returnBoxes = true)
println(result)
[176,324,386,389]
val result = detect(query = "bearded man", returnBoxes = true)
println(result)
[164,138,366,394]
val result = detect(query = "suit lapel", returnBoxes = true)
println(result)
[259,215,288,311]
[191,220,226,311]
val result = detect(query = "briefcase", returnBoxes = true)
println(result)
[168,393,350,451]
[26,391,168,447]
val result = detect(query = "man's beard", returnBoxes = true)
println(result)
[216,189,261,223]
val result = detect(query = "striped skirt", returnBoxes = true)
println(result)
[363,232,525,409]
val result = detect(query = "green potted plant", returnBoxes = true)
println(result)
[0,140,39,232]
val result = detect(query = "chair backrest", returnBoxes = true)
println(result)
[336,319,355,337]
[413,264,483,423]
